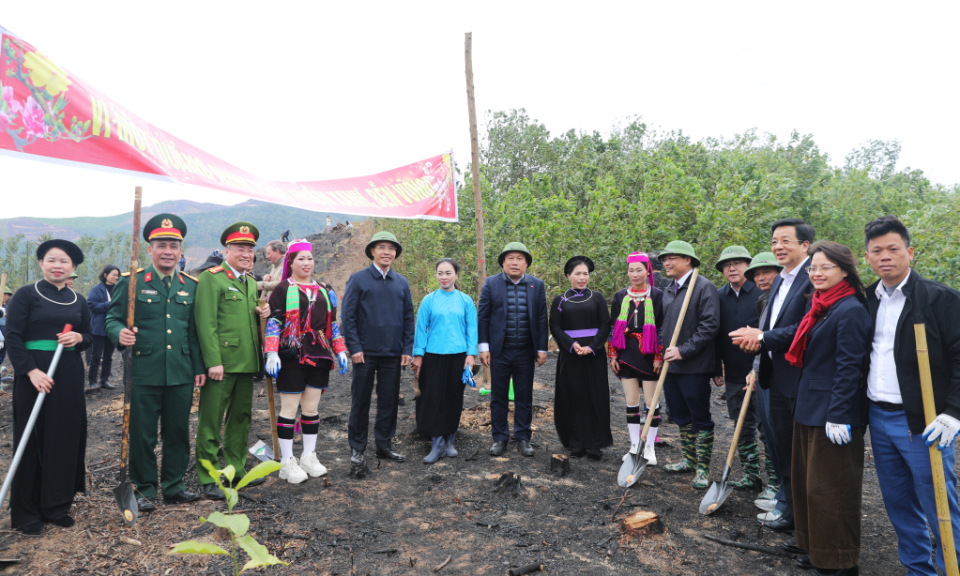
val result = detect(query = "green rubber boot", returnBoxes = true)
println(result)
[692,430,714,489]
[729,440,762,490]
[761,444,780,497]
[663,424,695,473]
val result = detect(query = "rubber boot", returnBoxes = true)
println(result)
[423,437,446,464]
[729,440,762,490]
[692,430,714,489]
[764,445,779,491]
[444,433,458,457]
[663,424,695,473]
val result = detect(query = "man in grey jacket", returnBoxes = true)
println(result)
[658,241,721,489]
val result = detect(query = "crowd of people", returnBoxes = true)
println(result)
[0,213,958,576]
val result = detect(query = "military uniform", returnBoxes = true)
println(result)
[104,214,205,501]
[194,222,262,487]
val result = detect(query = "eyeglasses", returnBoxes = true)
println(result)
[771,239,797,248]
[805,265,839,274]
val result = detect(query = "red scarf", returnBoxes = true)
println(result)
[785,279,855,368]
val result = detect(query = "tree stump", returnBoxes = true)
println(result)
[492,472,521,496]
[619,510,664,540]
[550,454,569,477]
[349,463,370,479]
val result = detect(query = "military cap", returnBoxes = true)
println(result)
[69,270,79,279]
[3,285,12,295]
[36,239,84,266]
[143,213,187,242]
[715,245,752,272]
[744,251,784,281]
[220,221,259,246]
[658,240,700,268]
[498,242,533,267]
[365,231,402,259]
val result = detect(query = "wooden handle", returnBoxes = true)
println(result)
[641,268,699,443]
[725,383,755,468]
[0,273,7,304]
[914,324,959,576]
[119,187,143,469]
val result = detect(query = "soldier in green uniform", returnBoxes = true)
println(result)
[104,214,206,511]
[194,222,270,500]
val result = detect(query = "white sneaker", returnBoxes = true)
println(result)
[299,452,328,478]
[279,457,308,484]
[642,441,657,466]
[757,508,782,522]
[622,444,640,462]
[754,498,777,512]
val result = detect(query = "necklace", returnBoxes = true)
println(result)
[34,281,78,306]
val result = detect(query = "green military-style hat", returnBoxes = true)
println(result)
[220,221,259,246]
[498,242,533,267]
[3,285,12,295]
[69,270,79,279]
[744,251,784,281]
[714,245,752,272]
[658,240,700,268]
[143,213,187,242]
[365,231,402,259]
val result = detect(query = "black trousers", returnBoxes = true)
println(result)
[86,334,115,384]
[490,346,535,443]
[769,381,797,519]
[348,355,401,452]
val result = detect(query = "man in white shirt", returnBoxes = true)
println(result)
[864,216,960,576]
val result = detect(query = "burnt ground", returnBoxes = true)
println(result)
[0,348,951,576]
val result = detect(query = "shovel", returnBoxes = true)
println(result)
[700,382,755,514]
[619,268,700,488]
[0,324,72,508]
[113,187,142,526]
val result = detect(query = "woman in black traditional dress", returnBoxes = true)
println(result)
[608,252,664,465]
[549,256,612,460]
[5,239,91,534]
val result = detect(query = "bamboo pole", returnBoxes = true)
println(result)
[914,323,959,576]
[465,32,491,385]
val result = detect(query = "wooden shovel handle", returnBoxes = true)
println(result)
[640,268,699,444]
[119,187,142,468]
[725,382,755,468]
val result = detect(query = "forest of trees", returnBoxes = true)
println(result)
[379,109,960,306]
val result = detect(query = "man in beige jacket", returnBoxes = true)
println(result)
[257,240,287,299]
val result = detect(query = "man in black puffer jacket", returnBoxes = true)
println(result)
[478,243,548,458]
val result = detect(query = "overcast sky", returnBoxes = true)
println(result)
[2,1,957,219]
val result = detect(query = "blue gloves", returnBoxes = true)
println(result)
[327,289,337,308]
[338,352,349,375]
[462,367,477,388]
[265,352,281,378]
[825,422,851,445]
[923,414,960,450]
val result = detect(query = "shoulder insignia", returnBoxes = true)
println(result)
[181,273,198,282]
[121,268,145,277]
[209,266,224,274]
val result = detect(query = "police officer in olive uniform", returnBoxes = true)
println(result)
[194,222,270,500]
[105,214,205,511]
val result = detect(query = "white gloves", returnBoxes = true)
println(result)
[338,352,348,375]
[265,352,281,378]
[825,422,852,445]
[923,414,960,450]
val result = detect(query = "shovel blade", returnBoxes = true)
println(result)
[699,481,733,515]
[113,481,138,526]
[617,452,648,487]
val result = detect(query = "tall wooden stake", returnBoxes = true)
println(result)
[466,32,491,385]
[914,324,959,576]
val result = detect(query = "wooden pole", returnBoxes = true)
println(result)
[914,323,959,576]
[465,32,491,386]
[261,294,281,461]
[0,273,6,306]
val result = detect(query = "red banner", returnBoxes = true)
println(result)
[0,26,457,221]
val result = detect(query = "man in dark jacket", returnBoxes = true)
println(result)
[864,216,960,575]
[657,241,720,489]
[478,242,548,458]
[713,246,762,490]
[732,218,814,531]
[342,232,414,466]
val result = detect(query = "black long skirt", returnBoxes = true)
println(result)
[12,349,87,529]
[554,350,613,450]
[415,352,466,437]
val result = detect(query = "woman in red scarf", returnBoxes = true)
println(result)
[786,241,870,576]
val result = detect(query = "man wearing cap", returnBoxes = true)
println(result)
[66,270,79,290]
[478,242,548,457]
[341,232,415,465]
[105,214,206,510]
[742,252,785,512]
[657,241,720,489]
[713,246,762,490]
[194,222,270,499]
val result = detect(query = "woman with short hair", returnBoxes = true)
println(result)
[550,256,613,460]
[85,264,120,392]
[412,258,478,464]
[788,241,870,576]
[5,239,92,534]
[264,240,348,484]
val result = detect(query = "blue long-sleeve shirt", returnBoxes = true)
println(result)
[413,289,478,357]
